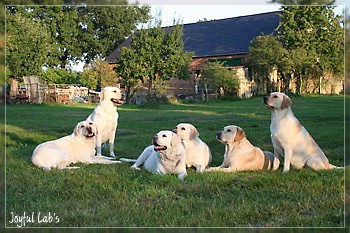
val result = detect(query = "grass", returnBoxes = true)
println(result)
[4,95,345,228]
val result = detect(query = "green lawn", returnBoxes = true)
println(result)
[4,95,345,228]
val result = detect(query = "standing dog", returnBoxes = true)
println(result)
[263,92,340,172]
[173,123,211,172]
[205,125,274,172]
[86,86,124,157]
[32,121,120,170]
[120,131,187,180]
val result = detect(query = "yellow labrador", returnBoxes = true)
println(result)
[263,92,340,172]
[173,123,211,172]
[120,131,187,180]
[86,86,124,157]
[31,121,120,170]
[205,125,274,172]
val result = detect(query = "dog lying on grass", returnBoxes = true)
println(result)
[205,125,274,172]
[120,130,187,180]
[32,121,120,170]
[173,123,211,173]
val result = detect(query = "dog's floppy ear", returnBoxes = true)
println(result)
[73,122,82,136]
[171,133,181,146]
[190,126,199,140]
[281,94,292,109]
[99,88,105,101]
[234,127,246,142]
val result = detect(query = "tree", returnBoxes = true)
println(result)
[201,62,240,97]
[5,5,150,71]
[6,11,51,80]
[268,0,335,5]
[115,48,143,103]
[277,6,344,93]
[80,59,117,90]
[28,6,82,68]
[78,6,150,63]
[346,9,350,94]
[249,35,289,92]
[41,68,77,84]
[116,16,192,102]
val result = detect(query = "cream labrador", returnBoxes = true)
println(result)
[263,92,340,172]
[173,123,211,172]
[205,125,274,172]
[31,121,120,170]
[86,86,124,157]
[120,131,187,180]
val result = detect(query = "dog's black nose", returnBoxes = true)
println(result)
[263,96,269,104]
[216,132,221,139]
[86,127,92,134]
[153,135,158,142]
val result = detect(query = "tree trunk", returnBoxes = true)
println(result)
[299,73,303,94]
[147,77,153,102]
[205,83,208,102]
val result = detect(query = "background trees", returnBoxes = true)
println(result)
[5,5,150,83]
[116,16,192,102]
[80,59,117,90]
[268,0,336,4]
[41,68,77,85]
[201,62,240,97]
[6,11,51,79]
[3,3,346,97]
[249,6,343,94]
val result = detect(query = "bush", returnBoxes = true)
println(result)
[41,68,77,84]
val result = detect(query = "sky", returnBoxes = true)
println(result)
[73,0,346,71]
[130,0,346,27]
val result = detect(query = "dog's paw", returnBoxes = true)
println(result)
[196,166,205,173]
[66,166,80,169]
[178,173,187,180]
[130,165,141,171]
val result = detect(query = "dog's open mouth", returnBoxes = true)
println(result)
[111,98,124,106]
[85,127,95,138]
[263,98,274,109]
[264,104,274,109]
[85,128,95,138]
[85,132,95,138]
[153,142,167,151]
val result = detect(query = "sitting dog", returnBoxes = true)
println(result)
[264,92,341,172]
[120,131,187,180]
[86,86,124,157]
[205,125,274,172]
[173,123,211,172]
[32,121,120,170]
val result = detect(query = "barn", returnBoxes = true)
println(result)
[106,11,281,99]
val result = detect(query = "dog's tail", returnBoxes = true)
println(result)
[330,164,344,169]
[327,162,343,170]
[120,158,137,163]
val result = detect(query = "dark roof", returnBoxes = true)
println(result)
[106,11,280,63]
[183,11,280,57]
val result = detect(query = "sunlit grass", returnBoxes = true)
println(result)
[5,96,345,227]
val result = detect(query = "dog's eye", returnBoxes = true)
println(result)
[162,134,167,137]
[113,90,117,93]
[227,129,231,132]
[89,122,93,125]
[273,95,278,98]
[80,125,84,128]
[181,127,185,130]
